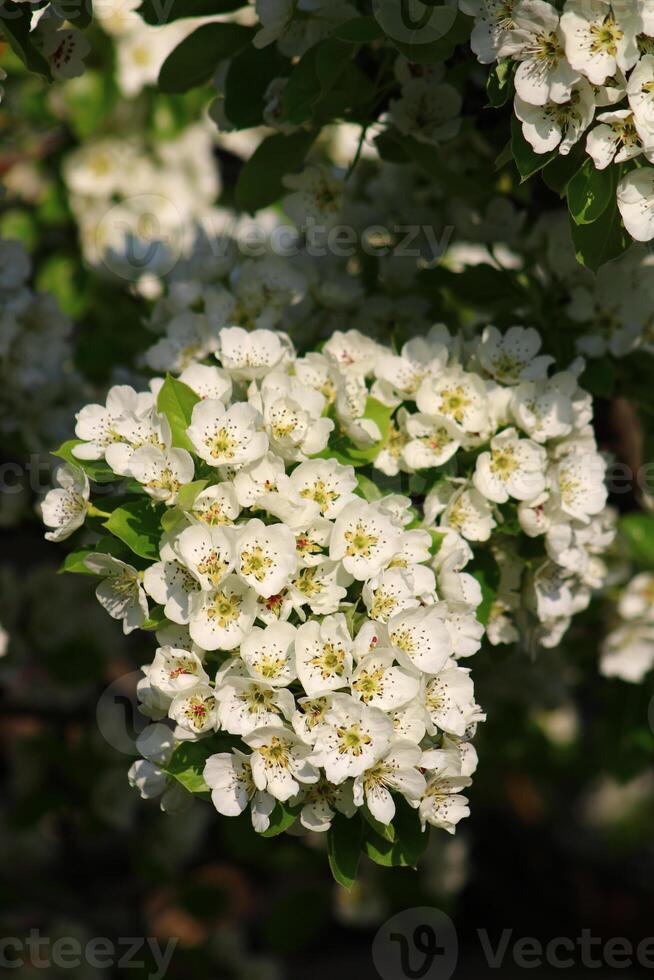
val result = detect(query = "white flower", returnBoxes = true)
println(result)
[478,326,553,384]
[169,683,217,735]
[514,79,596,155]
[148,647,209,698]
[552,450,607,522]
[176,524,236,591]
[295,613,353,696]
[352,741,426,824]
[600,623,654,682]
[441,484,497,542]
[295,779,357,832]
[37,21,91,81]
[215,677,294,735]
[388,79,462,146]
[374,330,448,399]
[618,573,654,620]
[254,372,333,462]
[586,110,646,169]
[423,661,478,737]
[474,427,547,503]
[240,622,297,686]
[402,414,461,470]
[351,652,420,711]
[244,727,319,802]
[42,464,89,542]
[459,0,518,64]
[179,363,233,402]
[289,559,350,615]
[362,567,421,623]
[560,0,638,86]
[146,314,218,374]
[216,326,292,380]
[617,167,654,242]
[187,399,268,468]
[204,750,276,833]
[627,54,654,140]
[73,384,153,461]
[84,554,148,634]
[128,760,169,800]
[434,601,485,658]
[136,723,176,767]
[128,446,194,504]
[104,409,171,477]
[310,694,394,783]
[288,459,357,519]
[235,519,298,597]
[188,575,257,651]
[330,500,401,580]
[499,0,578,105]
[283,165,344,230]
[418,755,472,833]
[143,560,200,625]
[417,369,489,439]
[187,483,240,526]
[388,607,452,674]
[323,329,381,377]
[511,372,577,442]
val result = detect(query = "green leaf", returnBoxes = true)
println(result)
[103,499,163,561]
[225,43,288,129]
[486,59,515,107]
[511,115,558,182]
[541,141,586,196]
[568,159,615,225]
[260,802,301,837]
[334,16,383,42]
[620,514,654,567]
[569,197,630,272]
[281,45,322,125]
[164,740,217,793]
[140,0,245,25]
[156,375,199,452]
[64,0,94,29]
[52,440,116,484]
[363,801,428,868]
[355,473,383,502]
[327,814,362,889]
[158,23,254,93]
[235,130,316,213]
[361,806,396,843]
[59,536,135,575]
[141,605,169,631]
[0,1,52,79]
[177,479,209,511]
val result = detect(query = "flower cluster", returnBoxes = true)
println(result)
[44,320,613,849]
[43,324,492,840]
[462,0,654,240]
[600,572,654,682]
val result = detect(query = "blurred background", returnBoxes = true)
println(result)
[2,5,654,978]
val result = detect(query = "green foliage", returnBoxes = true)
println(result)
[260,802,302,838]
[139,0,245,24]
[225,43,288,129]
[568,197,630,271]
[235,130,316,213]
[102,499,163,561]
[327,813,362,888]
[510,115,557,182]
[158,22,254,93]
[0,1,51,79]
[568,159,616,226]
[53,441,116,484]
[156,375,200,453]
[486,59,515,107]
[620,514,654,568]
[362,798,429,868]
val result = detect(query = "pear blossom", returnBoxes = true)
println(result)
[188,484,241,526]
[294,779,357,832]
[478,326,554,384]
[188,575,257,651]
[474,427,547,503]
[295,614,353,696]
[128,446,194,504]
[235,519,298,597]
[148,647,209,698]
[204,750,276,833]
[310,694,394,783]
[417,369,489,439]
[351,652,420,711]
[288,459,358,519]
[352,741,426,823]
[244,727,319,801]
[239,622,297,686]
[459,0,518,64]
[42,464,89,542]
[216,326,292,381]
[188,399,268,468]
[388,607,452,674]
[418,756,472,833]
[330,500,401,580]
[514,79,596,154]
[143,560,200,625]
[560,0,639,86]
[499,0,579,105]
[176,524,236,591]
[617,167,654,241]
[423,662,478,737]
[84,554,148,634]
[215,676,295,735]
